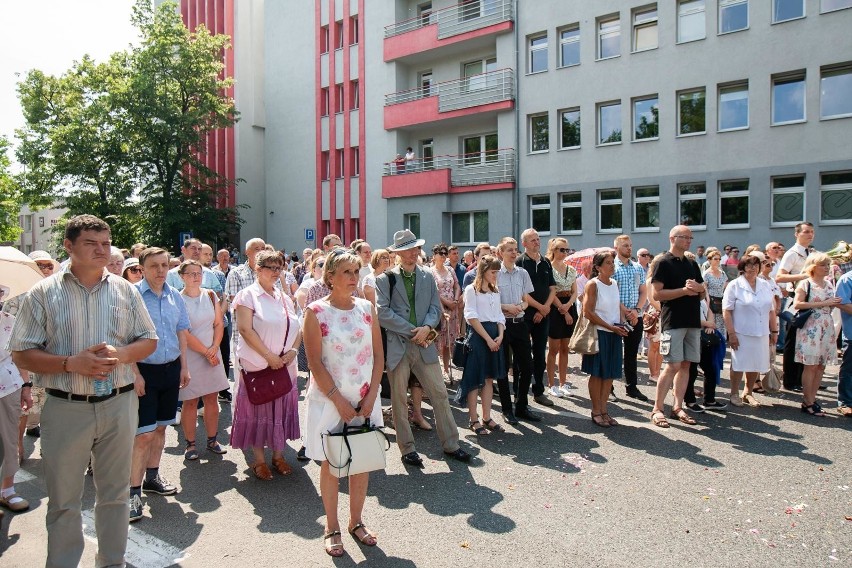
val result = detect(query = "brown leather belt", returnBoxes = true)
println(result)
[47,383,134,403]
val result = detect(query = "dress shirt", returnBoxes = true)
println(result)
[777,243,808,293]
[136,279,190,364]
[613,257,644,309]
[463,287,505,325]
[496,264,534,305]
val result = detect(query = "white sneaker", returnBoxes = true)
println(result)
[174,409,181,425]
[559,385,574,397]
[550,385,563,398]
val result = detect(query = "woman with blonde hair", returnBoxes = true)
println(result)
[545,238,578,397]
[793,252,841,416]
[702,247,728,337]
[360,249,391,306]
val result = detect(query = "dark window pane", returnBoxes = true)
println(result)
[532,208,550,232]
[452,214,470,242]
[636,202,660,228]
[679,91,706,134]
[473,212,489,241]
[561,110,580,148]
[600,204,622,230]
[773,192,804,223]
[720,196,749,225]
[680,199,706,226]
[562,206,582,232]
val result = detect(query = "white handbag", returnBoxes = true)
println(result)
[322,419,390,478]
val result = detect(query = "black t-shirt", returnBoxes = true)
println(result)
[651,252,704,330]
[516,252,555,319]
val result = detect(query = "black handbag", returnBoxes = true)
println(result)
[790,281,813,330]
[708,296,723,315]
[700,329,720,349]
[452,336,470,368]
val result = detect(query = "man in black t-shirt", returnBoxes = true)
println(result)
[650,225,705,428]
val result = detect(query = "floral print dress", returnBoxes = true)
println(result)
[703,269,728,336]
[431,267,460,352]
[795,279,837,366]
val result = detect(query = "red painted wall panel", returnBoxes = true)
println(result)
[383,20,512,62]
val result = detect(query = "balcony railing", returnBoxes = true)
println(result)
[385,0,513,40]
[383,148,515,187]
[384,68,514,113]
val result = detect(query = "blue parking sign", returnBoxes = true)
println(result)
[305,228,315,242]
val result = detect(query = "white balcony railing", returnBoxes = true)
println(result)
[383,148,515,187]
[384,0,513,40]
[384,68,514,113]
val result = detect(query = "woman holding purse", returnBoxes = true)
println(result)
[230,250,301,480]
[303,249,384,557]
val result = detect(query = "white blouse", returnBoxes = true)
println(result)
[463,286,506,325]
[722,276,775,337]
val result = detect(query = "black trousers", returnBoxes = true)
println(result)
[782,319,803,389]
[501,321,533,412]
[686,346,719,404]
[525,317,549,396]
[622,319,643,388]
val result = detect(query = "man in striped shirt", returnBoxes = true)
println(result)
[10,215,157,568]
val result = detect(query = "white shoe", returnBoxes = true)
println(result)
[197,407,204,417]
[174,409,181,425]
[559,385,574,397]
[550,385,563,398]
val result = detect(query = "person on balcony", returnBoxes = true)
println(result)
[404,147,416,173]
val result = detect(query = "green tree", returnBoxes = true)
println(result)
[0,137,23,243]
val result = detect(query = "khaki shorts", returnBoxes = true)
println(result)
[659,328,700,364]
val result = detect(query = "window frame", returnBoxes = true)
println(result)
[404,213,421,237]
[771,72,806,126]
[820,170,852,224]
[597,100,622,146]
[677,87,706,136]
[820,64,852,120]
[597,14,621,60]
[530,195,551,235]
[335,149,345,179]
[820,0,852,14]
[632,5,659,53]
[350,15,359,45]
[320,25,329,54]
[528,33,548,74]
[320,87,329,117]
[770,174,806,227]
[678,182,707,229]
[335,84,345,114]
[632,95,659,142]
[718,0,749,35]
[718,179,750,229]
[350,80,360,110]
[718,81,750,132]
[529,113,550,154]
[677,0,706,44]
[558,107,581,150]
[633,186,661,232]
[451,211,489,245]
[558,24,580,68]
[559,192,583,234]
[462,133,499,166]
[597,188,623,233]
[334,20,344,50]
[351,147,360,177]
[772,0,805,23]
[321,151,330,181]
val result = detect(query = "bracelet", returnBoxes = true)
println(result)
[62,356,70,373]
[326,387,338,398]
[22,382,33,388]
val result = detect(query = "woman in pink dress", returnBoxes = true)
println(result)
[303,249,383,557]
[429,243,460,383]
[230,251,301,480]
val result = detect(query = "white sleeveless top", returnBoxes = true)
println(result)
[592,277,621,329]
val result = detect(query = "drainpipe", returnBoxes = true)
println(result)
[512,0,520,238]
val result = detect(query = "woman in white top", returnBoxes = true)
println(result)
[457,255,506,435]
[581,251,629,427]
[722,252,778,408]
[360,249,390,306]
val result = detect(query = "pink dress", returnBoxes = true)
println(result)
[303,297,383,460]
[230,282,300,450]
[430,266,459,352]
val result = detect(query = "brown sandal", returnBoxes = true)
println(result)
[591,413,610,428]
[602,413,619,426]
[671,408,697,425]
[348,522,377,546]
[271,457,292,475]
[650,411,670,428]
[252,462,273,480]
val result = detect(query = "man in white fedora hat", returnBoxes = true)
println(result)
[376,229,470,467]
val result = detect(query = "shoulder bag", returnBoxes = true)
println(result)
[452,334,470,368]
[242,305,293,405]
[790,281,813,330]
[569,308,598,355]
[322,418,390,478]
[763,364,782,394]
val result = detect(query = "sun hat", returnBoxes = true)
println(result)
[388,229,425,252]
[28,250,60,271]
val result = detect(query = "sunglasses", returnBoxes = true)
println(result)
[639,253,651,258]
[36,263,54,270]
[556,248,570,253]
[128,267,143,274]
[435,250,448,256]
[315,262,325,268]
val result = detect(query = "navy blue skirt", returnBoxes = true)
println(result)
[455,322,505,403]
[581,329,623,380]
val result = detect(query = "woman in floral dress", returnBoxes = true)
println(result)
[429,244,460,383]
[702,247,728,337]
[793,253,841,417]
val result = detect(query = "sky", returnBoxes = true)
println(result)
[0,0,139,152]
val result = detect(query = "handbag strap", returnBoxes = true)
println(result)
[277,298,292,357]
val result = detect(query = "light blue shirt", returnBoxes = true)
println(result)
[166,265,223,294]
[836,271,852,341]
[136,279,190,364]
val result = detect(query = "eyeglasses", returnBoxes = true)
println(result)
[182,271,203,277]
[639,253,651,258]
[36,262,54,270]
[315,261,325,268]
[556,248,570,253]
[674,235,693,240]
[128,267,143,274]
[261,265,283,273]
[731,250,739,254]
[709,256,721,261]
[762,261,774,267]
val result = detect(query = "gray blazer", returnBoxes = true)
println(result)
[376,265,443,371]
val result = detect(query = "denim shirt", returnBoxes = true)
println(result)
[136,280,190,364]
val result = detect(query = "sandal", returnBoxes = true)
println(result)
[271,456,292,475]
[410,416,433,431]
[469,420,489,435]
[671,408,697,425]
[650,411,670,428]
[323,530,345,557]
[602,413,619,426]
[184,441,199,461]
[481,418,505,433]
[206,437,227,454]
[252,462,273,480]
[801,403,825,417]
[753,381,765,394]
[591,413,610,428]
[348,522,377,546]
[742,393,761,408]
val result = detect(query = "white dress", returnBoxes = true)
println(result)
[179,290,229,400]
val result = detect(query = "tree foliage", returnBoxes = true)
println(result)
[15,0,241,250]
[0,137,23,243]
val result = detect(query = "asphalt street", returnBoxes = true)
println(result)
[2,354,850,568]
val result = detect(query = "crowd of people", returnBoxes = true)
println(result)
[1,214,850,563]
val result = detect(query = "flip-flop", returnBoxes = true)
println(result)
[348,523,377,546]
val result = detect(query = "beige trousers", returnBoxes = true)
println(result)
[41,390,138,568]
[0,390,21,481]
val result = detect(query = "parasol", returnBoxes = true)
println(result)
[565,247,615,271]
[0,246,45,301]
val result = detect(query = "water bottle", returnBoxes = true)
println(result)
[93,375,113,396]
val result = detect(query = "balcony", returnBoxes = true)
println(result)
[382,148,515,198]
[384,0,514,62]
[384,68,514,130]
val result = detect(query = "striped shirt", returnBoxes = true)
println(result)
[496,265,534,305]
[8,270,158,394]
[613,257,644,310]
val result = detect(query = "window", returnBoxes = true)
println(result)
[633,186,660,231]
[320,151,330,181]
[528,34,548,73]
[597,101,622,145]
[820,64,852,119]
[772,73,806,125]
[771,175,805,226]
[677,88,706,135]
[39,216,44,228]
[530,196,551,234]
[350,80,359,110]
[23,215,32,231]
[462,134,498,166]
[632,6,658,52]
[418,2,433,26]
[633,96,659,140]
[822,0,852,13]
[719,180,749,228]
[559,108,581,149]
[821,171,852,223]
[560,192,583,233]
[598,189,622,232]
[773,0,805,22]
[529,113,549,153]
[405,213,421,237]
[335,149,345,179]
[452,211,489,244]
[335,84,344,114]
[320,87,329,116]
[334,20,344,50]
[678,183,706,228]
[719,0,748,34]
[677,0,705,43]
[597,15,620,59]
[320,25,329,54]
[461,0,482,21]
[350,16,359,45]
[558,25,580,67]
[718,82,749,131]
[463,58,496,92]
[351,147,360,177]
